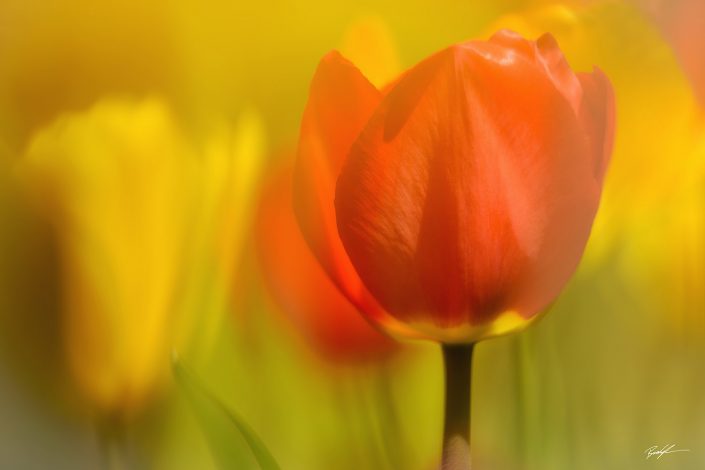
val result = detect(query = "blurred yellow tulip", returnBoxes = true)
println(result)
[19,98,265,418]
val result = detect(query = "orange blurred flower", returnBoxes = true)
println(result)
[295,30,615,344]
[257,163,397,364]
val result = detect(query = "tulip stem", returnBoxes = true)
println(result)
[441,343,474,470]
[96,417,130,470]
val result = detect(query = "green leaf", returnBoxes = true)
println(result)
[173,356,281,470]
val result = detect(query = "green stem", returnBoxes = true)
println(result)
[102,443,127,470]
[96,416,129,470]
[441,343,474,470]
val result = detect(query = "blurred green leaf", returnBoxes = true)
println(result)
[173,357,281,470]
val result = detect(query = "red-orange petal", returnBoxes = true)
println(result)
[293,51,422,338]
[489,30,583,113]
[335,40,603,337]
[257,165,396,364]
[577,67,616,184]
[293,51,381,305]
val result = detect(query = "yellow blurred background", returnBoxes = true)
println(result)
[0,0,704,469]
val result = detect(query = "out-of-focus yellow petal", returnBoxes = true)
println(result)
[178,110,266,358]
[619,122,705,334]
[211,110,266,284]
[339,16,401,89]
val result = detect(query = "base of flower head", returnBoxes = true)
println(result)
[377,308,542,344]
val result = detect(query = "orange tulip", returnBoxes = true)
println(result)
[296,29,614,344]
[257,163,396,365]
[295,30,614,468]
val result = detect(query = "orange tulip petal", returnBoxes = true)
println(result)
[335,40,602,332]
[577,67,616,183]
[293,51,381,302]
[293,52,435,340]
[257,166,396,364]
[489,30,582,113]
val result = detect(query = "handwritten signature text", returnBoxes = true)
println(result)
[644,444,690,460]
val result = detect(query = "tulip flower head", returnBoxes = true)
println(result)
[295,30,615,344]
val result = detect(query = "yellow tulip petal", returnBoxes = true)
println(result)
[339,16,402,89]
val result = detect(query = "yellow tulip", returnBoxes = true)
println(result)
[20,98,265,418]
